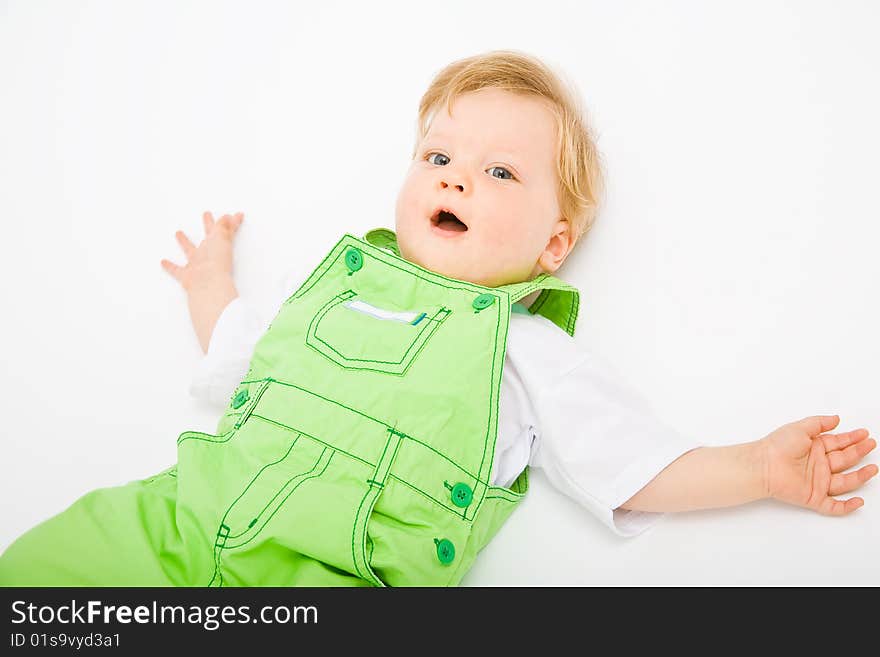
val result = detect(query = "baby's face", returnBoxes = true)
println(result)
[395,88,567,288]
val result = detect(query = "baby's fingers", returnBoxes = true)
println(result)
[218,212,244,234]
[817,495,864,516]
[160,258,183,282]
[821,428,871,453]
[176,230,196,258]
[203,211,215,235]
[829,464,879,496]
[827,436,877,473]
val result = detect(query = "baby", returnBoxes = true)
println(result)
[1,50,876,587]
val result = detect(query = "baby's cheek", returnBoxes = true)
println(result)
[484,215,526,249]
[394,173,423,224]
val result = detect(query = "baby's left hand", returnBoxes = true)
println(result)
[760,415,878,515]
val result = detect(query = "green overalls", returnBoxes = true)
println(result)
[0,228,580,587]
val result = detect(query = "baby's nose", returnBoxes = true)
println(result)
[439,179,465,193]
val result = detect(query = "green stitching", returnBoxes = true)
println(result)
[219,432,304,541]
[209,449,334,587]
[472,295,507,519]
[250,414,371,469]
[352,488,378,585]
[315,308,446,366]
[306,291,452,374]
[357,424,403,597]
[387,474,476,521]
[262,379,488,486]
[234,378,273,429]
[308,309,450,376]
[249,409,485,521]
[225,449,334,551]
[177,429,236,447]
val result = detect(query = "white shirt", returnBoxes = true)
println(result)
[190,268,703,538]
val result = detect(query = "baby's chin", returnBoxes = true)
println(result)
[397,245,481,285]
[395,226,517,287]
[412,256,507,288]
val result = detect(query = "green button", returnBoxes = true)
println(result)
[435,538,455,565]
[345,248,363,272]
[451,482,473,508]
[472,293,495,311]
[232,389,249,409]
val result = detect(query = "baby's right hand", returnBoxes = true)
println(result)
[161,212,244,292]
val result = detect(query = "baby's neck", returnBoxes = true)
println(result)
[519,289,542,308]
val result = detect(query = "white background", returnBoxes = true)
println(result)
[1,0,877,585]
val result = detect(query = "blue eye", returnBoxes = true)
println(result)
[427,152,450,166]
[487,166,514,180]
[425,153,516,180]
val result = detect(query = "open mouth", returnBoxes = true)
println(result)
[430,208,468,232]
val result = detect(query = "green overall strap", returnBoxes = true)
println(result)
[495,274,580,337]
[362,228,400,256]
[363,227,580,337]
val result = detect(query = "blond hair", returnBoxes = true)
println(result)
[414,50,605,243]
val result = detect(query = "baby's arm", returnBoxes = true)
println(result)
[619,441,766,511]
[621,415,877,516]
[161,211,244,353]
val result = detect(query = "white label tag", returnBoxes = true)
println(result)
[344,299,422,324]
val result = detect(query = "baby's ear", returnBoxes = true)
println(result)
[538,218,574,274]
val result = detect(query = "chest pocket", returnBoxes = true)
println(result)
[306,290,452,376]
